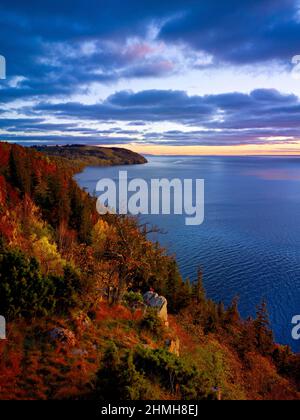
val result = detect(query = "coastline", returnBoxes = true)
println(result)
[0,142,299,400]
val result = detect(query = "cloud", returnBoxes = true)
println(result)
[0,88,299,146]
[159,0,300,65]
[34,89,215,124]
[34,88,300,127]
[1,1,300,148]
[1,0,299,105]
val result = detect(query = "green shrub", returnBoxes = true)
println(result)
[134,347,212,399]
[123,291,144,308]
[0,249,83,319]
[95,343,156,400]
[95,344,212,400]
[192,344,246,400]
[0,249,55,319]
[51,265,82,314]
[140,309,163,336]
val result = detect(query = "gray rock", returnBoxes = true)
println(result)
[143,291,168,326]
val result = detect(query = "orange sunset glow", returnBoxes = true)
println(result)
[102,142,300,156]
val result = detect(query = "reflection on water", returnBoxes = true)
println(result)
[245,168,300,180]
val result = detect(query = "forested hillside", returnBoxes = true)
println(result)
[0,142,299,400]
[33,144,147,171]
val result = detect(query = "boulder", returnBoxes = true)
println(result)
[143,291,168,326]
[48,328,76,347]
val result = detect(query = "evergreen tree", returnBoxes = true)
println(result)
[95,343,122,399]
[95,344,152,400]
[254,301,274,355]
[0,249,55,319]
[165,260,192,313]
[217,302,225,322]
[203,300,219,334]
[8,149,31,195]
[165,260,181,313]
[193,267,206,304]
[224,297,240,327]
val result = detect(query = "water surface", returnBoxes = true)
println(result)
[75,156,300,351]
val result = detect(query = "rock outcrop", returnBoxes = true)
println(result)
[143,290,168,327]
[48,328,76,347]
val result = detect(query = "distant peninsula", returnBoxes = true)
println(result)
[33,144,147,170]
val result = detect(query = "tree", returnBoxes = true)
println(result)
[91,219,112,257]
[193,267,206,304]
[53,265,82,313]
[224,297,240,327]
[165,260,192,313]
[8,149,31,195]
[217,302,225,322]
[95,344,153,400]
[0,249,55,319]
[69,183,93,243]
[31,236,66,275]
[95,343,122,399]
[254,301,274,355]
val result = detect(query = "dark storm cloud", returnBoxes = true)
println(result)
[159,0,300,65]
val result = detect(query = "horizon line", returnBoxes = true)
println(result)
[99,142,300,157]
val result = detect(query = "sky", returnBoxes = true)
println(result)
[1,0,300,155]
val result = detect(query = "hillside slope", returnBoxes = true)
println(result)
[33,144,147,170]
[0,142,299,400]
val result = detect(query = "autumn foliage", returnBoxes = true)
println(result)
[0,142,299,400]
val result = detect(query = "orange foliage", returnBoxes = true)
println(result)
[96,303,133,322]
[168,315,197,352]
[244,352,299,400]
[0,143,10,168]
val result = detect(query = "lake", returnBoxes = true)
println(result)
[75,155,300,351]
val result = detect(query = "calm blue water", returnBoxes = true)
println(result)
[75,156,300,351]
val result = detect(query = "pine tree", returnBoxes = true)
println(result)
[165,260,181,312]
[254,300,274,355]
[95,343,122,399]
[193,267,206,304]
[224,296,240,327]
[217,301,225,321]
[8,149,30,195]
